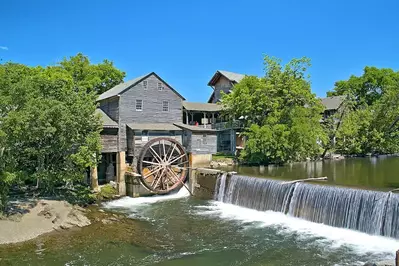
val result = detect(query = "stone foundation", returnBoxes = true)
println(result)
[191,168,222,200]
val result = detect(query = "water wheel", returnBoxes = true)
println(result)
[137,137,189,194]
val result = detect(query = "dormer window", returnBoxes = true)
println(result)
[143,80,147,90]
[158,82,163,91]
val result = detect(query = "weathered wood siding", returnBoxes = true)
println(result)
[211,75,233,103]
[99,98,119,121]
[128,130,183,157]
[101,128,118,153]
[119,74,183,151]
[184,130,217,154]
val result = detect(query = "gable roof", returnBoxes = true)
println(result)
[182,101,222,112]
[208,70,246,86]
[97,72,186,101]
[95,109,118,128]
[320,95,345,111]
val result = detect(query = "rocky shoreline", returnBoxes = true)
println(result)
[0,199,91,245]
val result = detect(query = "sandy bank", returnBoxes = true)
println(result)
[0,200,90,245]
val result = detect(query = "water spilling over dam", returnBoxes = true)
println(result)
[216,174,399,238]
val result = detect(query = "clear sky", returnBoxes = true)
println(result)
[1,0,398,101]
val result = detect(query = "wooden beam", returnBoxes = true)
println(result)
[281,177,328,185]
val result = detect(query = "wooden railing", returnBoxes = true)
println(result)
[212,120,245,130]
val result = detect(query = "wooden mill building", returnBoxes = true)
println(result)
[94,70,344,195]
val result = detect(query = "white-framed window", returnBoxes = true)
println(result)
[136,99,143,111]
[158,82,163,91]
[143,80,147,90]
[162,100,169,112]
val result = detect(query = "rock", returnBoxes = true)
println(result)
[37,206,54,219]
[109,181,117,189]
[67,209,91,228]
[209,161,219,168]
[101,219,113,224]
[74,206,86,213]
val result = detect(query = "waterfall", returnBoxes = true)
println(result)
[214,173,228,201]
[214,174,399,238]
[221,175,295,213]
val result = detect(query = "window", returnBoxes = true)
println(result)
[162,101,169,112]
[202,134,207,145]
[136,99,143,111]
[143,80,147,90]
[158,82,163,91]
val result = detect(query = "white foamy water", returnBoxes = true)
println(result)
[103,185,190,209]
[196,201,399,257]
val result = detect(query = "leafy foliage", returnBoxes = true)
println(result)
[328,67,399,155]
[222,56,326,164]
[0,54,124,211]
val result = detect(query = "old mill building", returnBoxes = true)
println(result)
[95,70,344,192]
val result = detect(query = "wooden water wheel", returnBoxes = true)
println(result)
[137,137,189,194]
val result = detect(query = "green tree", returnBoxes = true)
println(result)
[328,67,399,155]
[0,53,123,206]
[59,53,125,94]
[222,56,326,164]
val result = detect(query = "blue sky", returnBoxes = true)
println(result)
[1,0,398,101]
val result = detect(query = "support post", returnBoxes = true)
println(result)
[212,113,215,127]
[90,166,99,192]
[203,112,206,128]
[185,110,189,124]
[190,113,194,124]
[396,250,399,266]
[116,151,126,196]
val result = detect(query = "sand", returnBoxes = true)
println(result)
[0,199,91,245]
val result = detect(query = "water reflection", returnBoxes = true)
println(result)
[220,156,399,190]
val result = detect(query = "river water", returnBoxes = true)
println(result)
[219,156,399,190]
[1,157,398,265]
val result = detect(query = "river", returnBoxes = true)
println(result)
[219,156,399,190]
[0,157,398,265]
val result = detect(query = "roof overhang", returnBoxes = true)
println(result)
[182,101,222,112]
[127,123,182,131]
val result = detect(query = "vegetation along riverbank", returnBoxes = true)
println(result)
[1,52,398,245]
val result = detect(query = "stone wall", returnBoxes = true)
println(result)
[191,168,222,200]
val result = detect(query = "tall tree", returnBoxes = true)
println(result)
[222,56,326,164]
[328,67,399,155]
[59,53,125,94]
[0,53,124,200]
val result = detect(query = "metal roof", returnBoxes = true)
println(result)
[173,122,217,133]
[182,101,222,112]
[97,72,186,101]
[208,70,246,86]
[127,123,182,131]
[320,96,345,110]
[95,109,118,128]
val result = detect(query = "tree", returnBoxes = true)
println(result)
[328,67,399,155]
[59,53,125,95]
[222,56,326,164]
[0,53,123,206]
